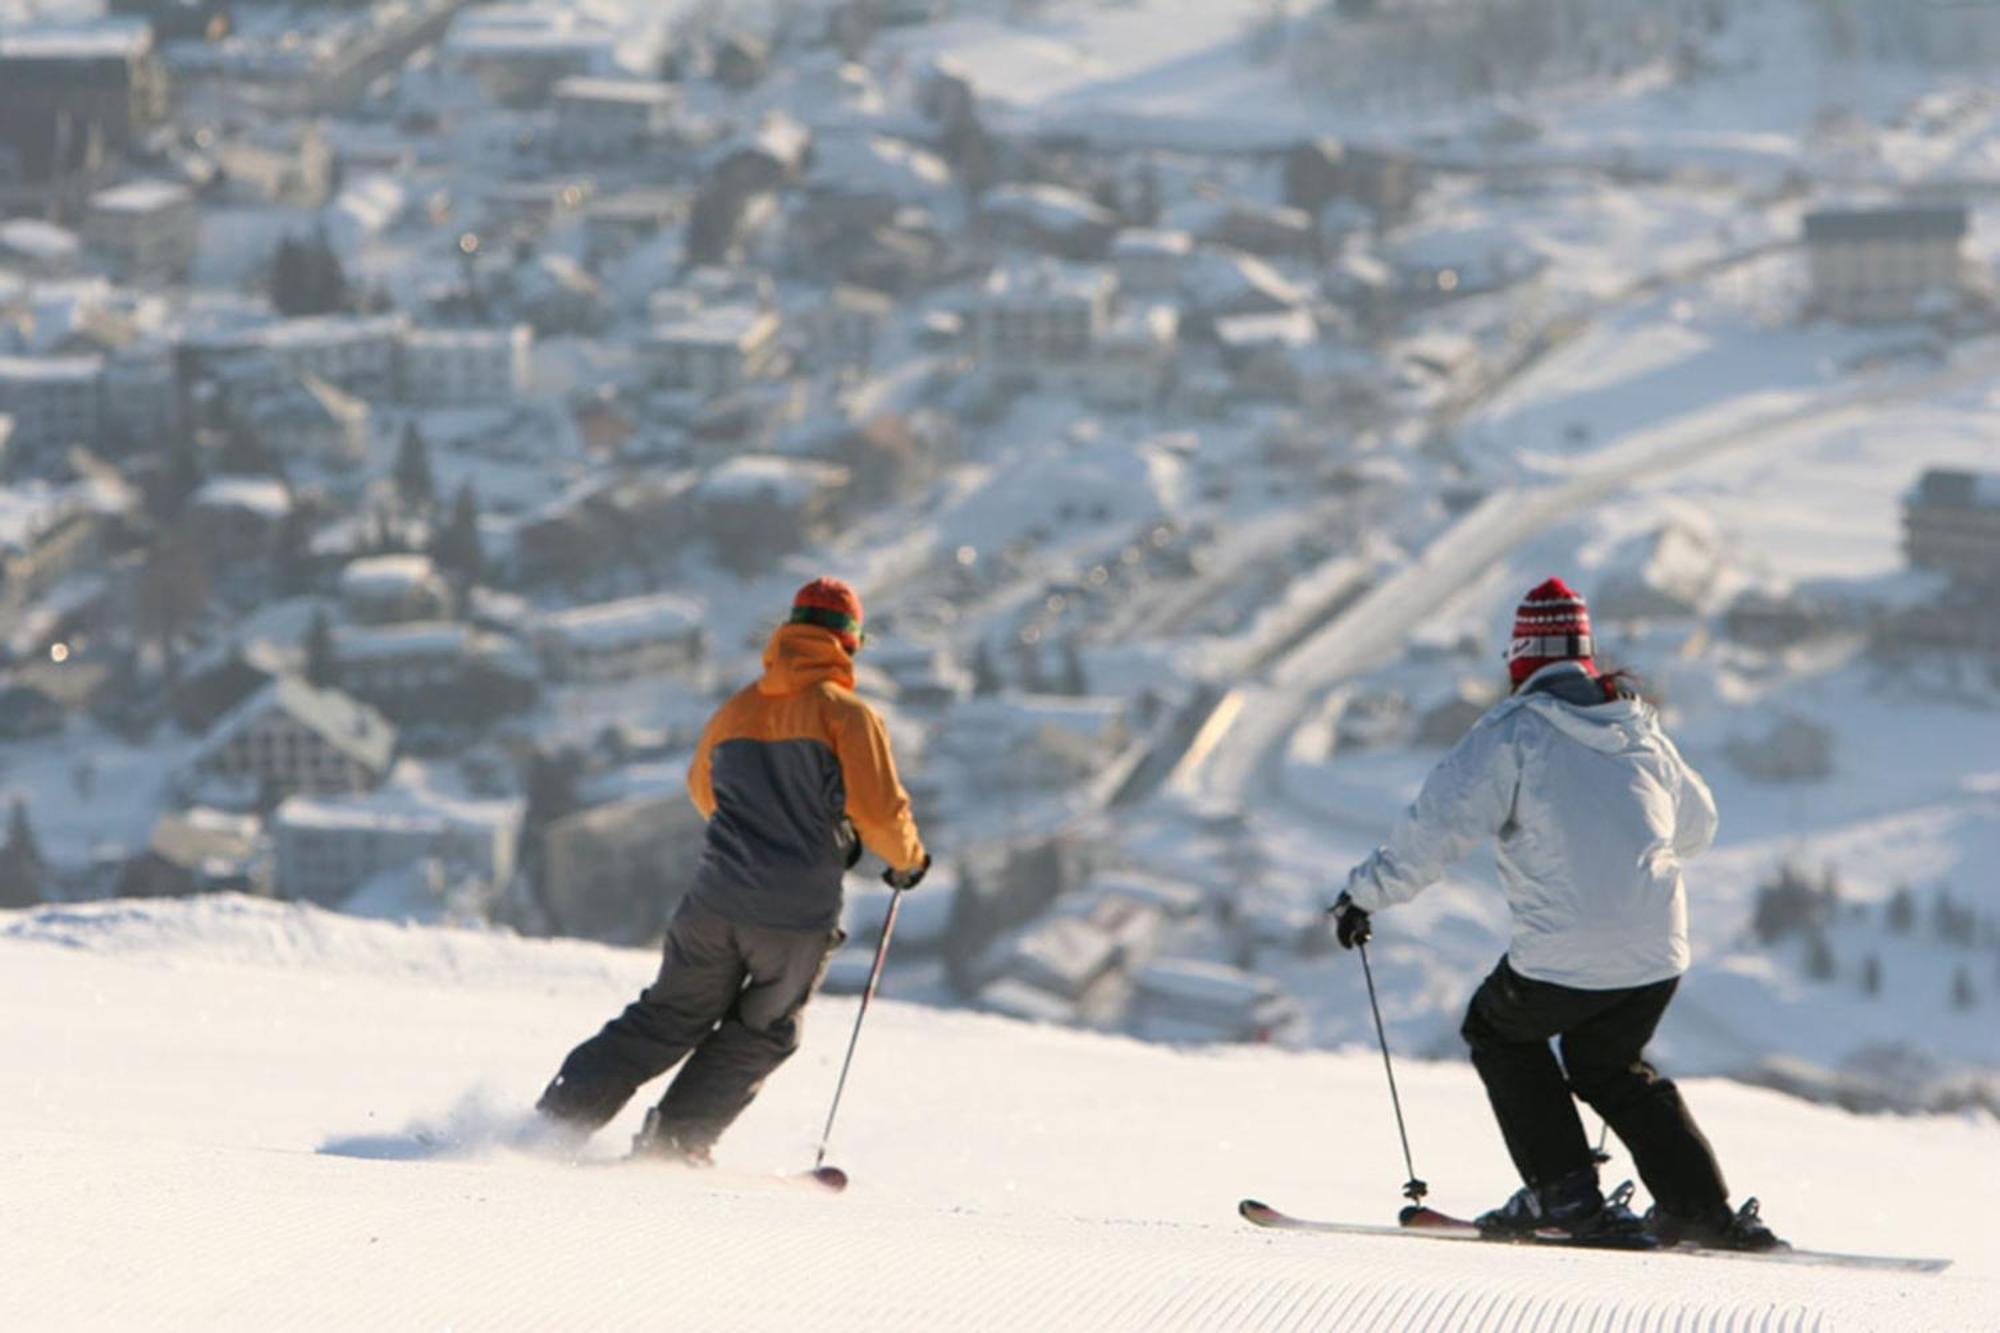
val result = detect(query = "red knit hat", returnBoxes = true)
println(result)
[1507,577,1594,684]
[789,577,864,653]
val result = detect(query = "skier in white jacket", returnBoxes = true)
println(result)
[1330,578,1781,1251]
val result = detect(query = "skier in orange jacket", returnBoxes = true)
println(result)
[536,577,929,1160]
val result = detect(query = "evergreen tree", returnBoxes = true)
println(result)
[157,428,203,518]
[1951,965,1977,1012]
[1860,953,1882,998]
[1059,638,1090,697]
[0,797,44,908]
[434,482,484,584]
[1885,882,1915,934]
[394,423,436,511]
[269,236,303,315]
[970,640,1002,696]
[273,501,315,597]
[304,609,338,689]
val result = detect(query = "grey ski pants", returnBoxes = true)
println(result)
[537,897,843,1150]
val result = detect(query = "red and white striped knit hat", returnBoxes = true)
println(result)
[1506,577,1595,685]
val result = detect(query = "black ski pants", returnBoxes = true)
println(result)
[538,897,842,1151]
[1460,956,1728,1218]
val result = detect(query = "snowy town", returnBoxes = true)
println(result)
[2,1,2000,1322]
[2,0,1999,1090]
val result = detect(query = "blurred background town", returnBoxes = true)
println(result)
[0,0,1996,1114]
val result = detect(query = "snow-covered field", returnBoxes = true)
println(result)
[3,897,1995,1331]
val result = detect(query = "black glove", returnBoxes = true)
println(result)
[839,817,862,870]
[883,853,931,891]
[1329,891,1372,950]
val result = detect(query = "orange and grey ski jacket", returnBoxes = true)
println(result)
[685,623,926,930]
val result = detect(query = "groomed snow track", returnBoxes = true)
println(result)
[3,898,1991,1331]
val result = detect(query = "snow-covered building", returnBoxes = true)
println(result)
[645,305,782,398]
[273,784,522,907]
[442,3,646,107]
[551,77,677,159]
[190,315,408,399]
[339,555,454,624]
[0,484,117,604]
[213,123,333,208]
[794,285,893,372]
[0,219,82,278]
[582,188,683,262]
[978,184,1118,260]
[1904,468,2000,587]
[694,457,849,572]
[1110,228,1194,297]
[188,475,292,561]
[118,808,267,899]
[0,355,103,458]
[1128,959,1306,1046]
[194,675,397,800]
[100,340,179,445]
[1803,205,1969,322]
[1084,305,1179,411]
[534,592,706,686]
[82,178,197,283]
[321,175,407,258]
[331,622,538,727]
[968,263,1115,383]
[397,325,532,405]
[482,178,594,234]
[0,22,167,188]
[540,792,704,941]
[241,374,370,472]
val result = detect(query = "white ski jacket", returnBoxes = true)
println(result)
[1342,663,1717,990]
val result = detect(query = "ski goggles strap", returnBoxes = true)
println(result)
[789,604,865,647]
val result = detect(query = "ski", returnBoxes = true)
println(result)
[1238,1200,1951,1273]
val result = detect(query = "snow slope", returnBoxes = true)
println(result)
[3,897,1995,1331]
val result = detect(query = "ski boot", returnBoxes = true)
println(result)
[1646,1197,1788,1252]
[629,1107,715,1168]
[1477,1171,1649,1244]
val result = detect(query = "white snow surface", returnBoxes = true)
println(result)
[2,896,1995,1331]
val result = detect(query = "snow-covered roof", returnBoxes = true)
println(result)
[982,183,1116,233]
[1112,228,1194,259]
[0,21,151,61]
[696,455,847,506]
[1180,247,1307,312]
[980,262,1114,306]
[401,324,531,353]
[90,179,192,215]
[1214,308,1316,350]
[334,622,478,661]
[203,676,396,773]
[275,784,521,840]
[0,354,103,384]
[747,113,810,169]
[0,219,80,264]
[192,476,292,519]
[339,554,440,598]
[807,134,952,201]
[1135,958,1281,1011]
[537,592,703,648]
[553,76,675,106]
[1007,916,1118,999]
[650,305,778,351]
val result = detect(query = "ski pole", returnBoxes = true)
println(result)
[1591,1118,1611,1166]
[1356,938,1427,1206]
[813,889,903,1170]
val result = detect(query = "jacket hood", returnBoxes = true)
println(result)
[1515,688,1652,754]
[759,623,855,695]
